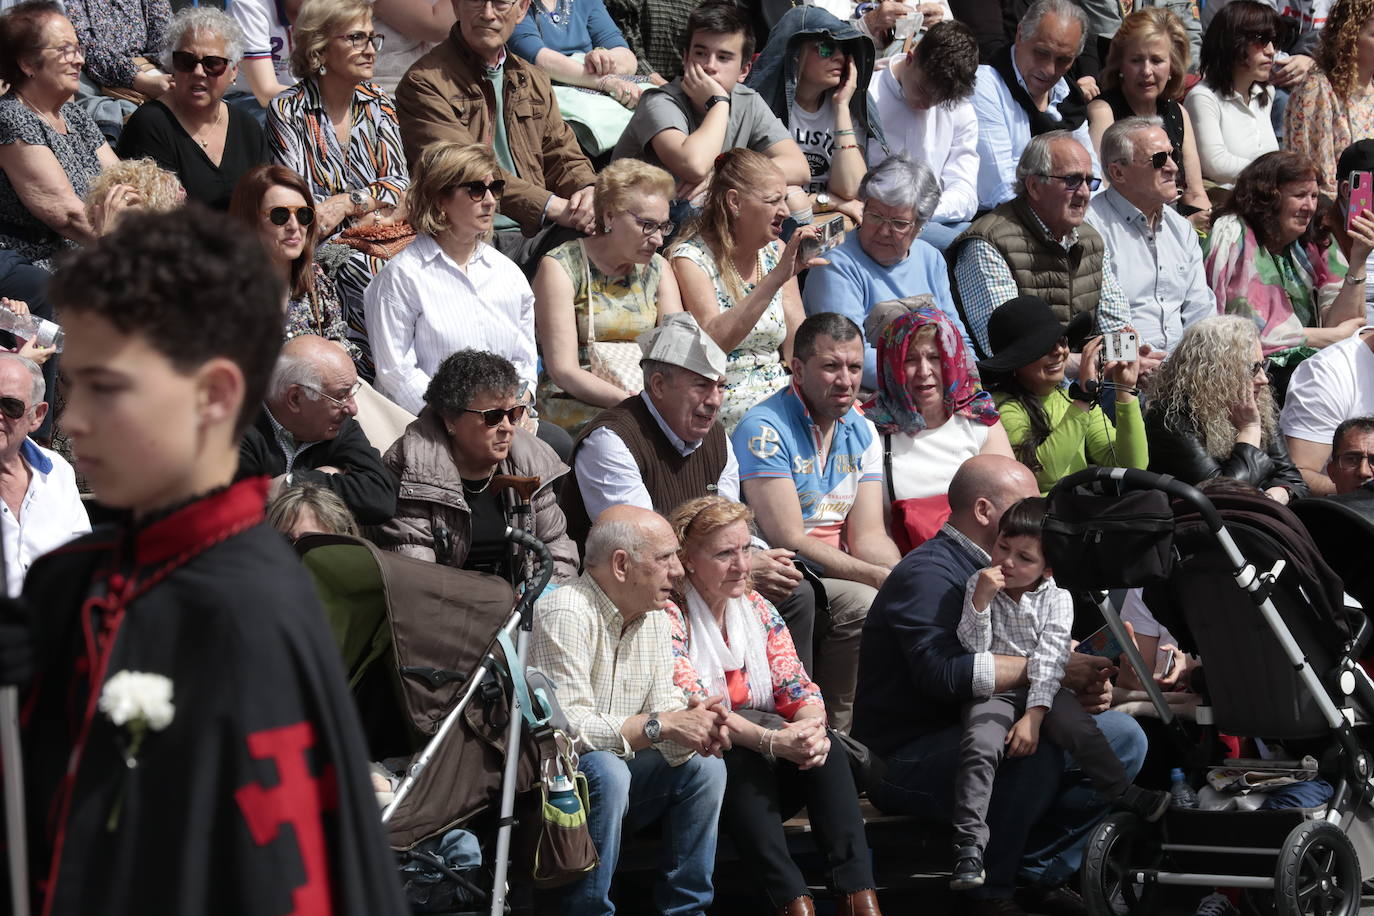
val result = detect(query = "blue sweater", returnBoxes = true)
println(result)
[852,530,982,757]
[801,231,971,390]
[508,0,628,60]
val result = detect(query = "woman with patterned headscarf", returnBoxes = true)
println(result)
[864,300,1011,552]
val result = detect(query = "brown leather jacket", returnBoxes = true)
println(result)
[375,407,580,583]
[395,26,596,234]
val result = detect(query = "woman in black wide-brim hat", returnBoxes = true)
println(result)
[978,295,1150,494]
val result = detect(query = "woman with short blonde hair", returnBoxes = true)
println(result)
[406,142,500,240]
[84,157,185,234]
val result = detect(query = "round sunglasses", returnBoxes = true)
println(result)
[263,205,316,226]
[171,51,231,77]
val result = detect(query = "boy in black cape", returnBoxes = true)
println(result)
[0,207,408,915]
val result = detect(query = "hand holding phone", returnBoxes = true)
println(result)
[1347,170,1373,232]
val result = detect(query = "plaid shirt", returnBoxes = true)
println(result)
[957,569,1075,710]
[531,573,693,765]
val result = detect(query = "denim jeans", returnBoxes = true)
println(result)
[918,219,972,252]
[567,749,726,915]
[870,708,1145,898]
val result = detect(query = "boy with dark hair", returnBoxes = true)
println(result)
[0,206,407,915]
[949,496,1170,891]
[610,1,809,202]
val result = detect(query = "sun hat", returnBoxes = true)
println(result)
[975,295,1068,375]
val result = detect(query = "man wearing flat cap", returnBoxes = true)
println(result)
[561,313,819,670]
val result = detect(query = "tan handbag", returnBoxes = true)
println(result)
[581,240,645,393]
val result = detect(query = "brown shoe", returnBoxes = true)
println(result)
[776,896,817,915]
[838,888,882,915]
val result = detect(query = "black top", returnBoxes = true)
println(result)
[1099,87,1188,188]
[117,99,272,210]
[1144,406,1309,497]
[461,484,513,580]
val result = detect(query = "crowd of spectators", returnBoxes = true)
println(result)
[3,0,1373,910]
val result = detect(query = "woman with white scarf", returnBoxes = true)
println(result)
[665,496,882,916]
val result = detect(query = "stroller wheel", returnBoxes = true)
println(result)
[1274,821,1361,916]
[1083,812,1162,916]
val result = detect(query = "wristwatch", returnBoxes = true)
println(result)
[348,189,372,215]
[704,94,730,112]
[815,192,833,213]
[644,713,663,744]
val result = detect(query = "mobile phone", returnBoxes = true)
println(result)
[1103,330,1139,362]
[1075,624,1126,660]
[800,214,846,260]
[1159,650,1177,680]
[1347,170,1373,231]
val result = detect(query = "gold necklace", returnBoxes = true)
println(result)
[188,103,224,148]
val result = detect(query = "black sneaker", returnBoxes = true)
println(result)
[951,845,986,890]
[1119,784,1172,822]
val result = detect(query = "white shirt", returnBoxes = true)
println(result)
[888,414,990,500]
[227,0,296,96]
[1280,326,1374,445]
[971,57,1101,210]
[575,391,740,520]
[790,100,836,195]
[2,441,90,597]
[868,56,980,223]
[365,234,538,414]
[1183,82,1279,188]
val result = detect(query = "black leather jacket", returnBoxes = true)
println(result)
[1145,409,1309,497]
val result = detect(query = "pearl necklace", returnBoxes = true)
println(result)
[15,92,62,132]
[726,249,764,292]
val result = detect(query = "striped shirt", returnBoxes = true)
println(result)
[364,234,537,414]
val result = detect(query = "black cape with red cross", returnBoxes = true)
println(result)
[11,477,408,916]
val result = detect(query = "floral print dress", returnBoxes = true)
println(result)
[1285,68,1374,196]
[671,237,789,433]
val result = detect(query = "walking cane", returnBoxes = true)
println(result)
[0,535,30,915]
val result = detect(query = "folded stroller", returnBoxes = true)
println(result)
[1044,468,1374,916]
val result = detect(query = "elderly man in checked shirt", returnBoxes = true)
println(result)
[530,504,729,916]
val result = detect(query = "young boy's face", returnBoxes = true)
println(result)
[684,29,750,90]
[61,313,227,516]
[990,533,1049,592]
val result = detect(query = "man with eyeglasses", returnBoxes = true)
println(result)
[950,130,1130,359]
[1283,323,1374,495]
[396,0,599,260]
[0,352,88,597]
[238,335,396,525]
[1086,117,1215,370]
[1326,417,1374,495]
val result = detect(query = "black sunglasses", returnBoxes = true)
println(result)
[171,51,231,76]
[264,205,315,226]
[1146,150,1172,169]
[1244,30,1276,47]
[0,397,28,420]
[456,180,506,201]
[463,404,526,427]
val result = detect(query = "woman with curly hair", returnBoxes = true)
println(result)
[1145,314,1308,501]
[83,156,185,235]
[1203,150,1367,366]
[1088,8,1211,221]
[1284,0,1374,195]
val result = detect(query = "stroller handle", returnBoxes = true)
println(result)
[1051,467,1226,533]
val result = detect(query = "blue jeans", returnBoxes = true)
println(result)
[871,709,1145,898]
[918,219,972,252]
[567,749,726,915]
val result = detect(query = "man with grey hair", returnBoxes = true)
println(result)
[1087,116,1215,364]
[951,130,1130,357]
[973,0,1101,210]
[238,335,395,525]
[803,153,972,391]
[0,352,87,596]
[531,504,729,916]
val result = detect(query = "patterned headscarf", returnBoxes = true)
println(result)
[863,306,999,435]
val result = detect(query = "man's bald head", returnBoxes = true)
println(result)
[266,336,359,441]
[585,505,683,620]
[948,455,1041,550]
[586,505,674,567]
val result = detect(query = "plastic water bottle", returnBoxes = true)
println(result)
[1170,768,1200,808]
[0,305,62,353]
[548,774,582,816]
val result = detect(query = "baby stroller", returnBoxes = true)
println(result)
[298,476,561,915]
[1043,467,1374,916]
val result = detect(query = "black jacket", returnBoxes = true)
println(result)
[1145,409,1309,497]
[238,408,397,525]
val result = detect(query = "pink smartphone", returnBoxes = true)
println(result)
[1348,170,1373,231]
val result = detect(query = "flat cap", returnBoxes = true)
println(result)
[637,313,728,380]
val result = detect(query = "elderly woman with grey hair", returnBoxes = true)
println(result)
[117,6,271,210]
[802,152,973,391]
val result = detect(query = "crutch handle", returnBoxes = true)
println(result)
[490,475,541,503]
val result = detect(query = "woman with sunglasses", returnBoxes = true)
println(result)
[268,0,410,372]
[1285,0,1374,196]
[1183,1,1280,189]
[375,348,579,583]
[1145,315,1307,500]
[230,164,359,359]
[118,8,271,211]
[533,157,682,434]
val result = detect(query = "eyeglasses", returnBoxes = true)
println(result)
[460,0,517,12]
[814,40,844,58]
[455,179,506,201]
[1250,361,1270,378]
[0,397,29,420]
[302,380,362,409]
[1335,451,1374,471]
[40,42,82,62]
[1144,150,1172,169]
[1243,30,1276,47]
[171,51,231,76]
[463,404,527,427]
[628,213,675,237]
[1040,173,1102,191]
[863,209,919,233]
[264,205,316,226]
[335,31,384,52]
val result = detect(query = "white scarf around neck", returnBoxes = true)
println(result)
[684,583,775,713]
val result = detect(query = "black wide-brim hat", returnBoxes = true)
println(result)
[976,295,1067,376]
